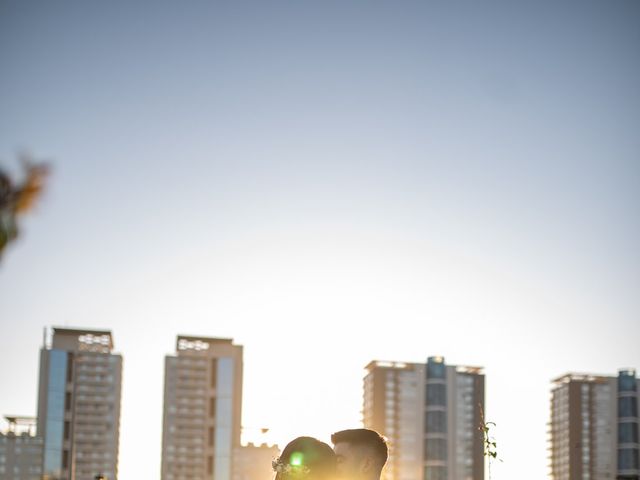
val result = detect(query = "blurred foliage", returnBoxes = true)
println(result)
[0,154,50,259]
[479,405,501,479]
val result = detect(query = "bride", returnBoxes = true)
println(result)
[272,436,337,480]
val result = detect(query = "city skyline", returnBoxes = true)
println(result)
[4,326,638,480]
[2,1,639,480]
[2,324,639,480]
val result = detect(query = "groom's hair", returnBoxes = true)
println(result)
[331,429,388,469]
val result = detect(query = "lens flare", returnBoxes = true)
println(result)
[290,452,304,466]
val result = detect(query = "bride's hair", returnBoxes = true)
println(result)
[275,436,336,480]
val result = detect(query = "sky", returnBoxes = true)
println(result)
[1,1,639,479]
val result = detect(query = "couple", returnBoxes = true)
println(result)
[272,429,388,480]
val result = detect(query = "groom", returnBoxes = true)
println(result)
[331,429,388,480]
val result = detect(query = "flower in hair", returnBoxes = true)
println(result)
[272,455,311,477]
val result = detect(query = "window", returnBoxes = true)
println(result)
[425,438,447,461]
[66,354,74,382]
[427,360,445,380]
[618,372,637,393]
[211,359,218,388]
[426,411,447,433]
[618,448,639,471]
[424,466,447,480]
[426,384,446,406]
[618,423,639,444]
[209,398,216,418]
[43,350,67,477]
[618,397,638,418]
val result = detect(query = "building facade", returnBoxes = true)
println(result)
[161,336,243,480]
[232,443,279,480]
[363,357,485,480]
[0,417,43,480]
[37,328,122,480]
[549,369,640,480]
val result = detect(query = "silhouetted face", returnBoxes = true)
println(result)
[333,442,370,480]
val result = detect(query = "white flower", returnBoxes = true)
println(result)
[272,458,311,477]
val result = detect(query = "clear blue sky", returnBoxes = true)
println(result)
[1,1,639,479]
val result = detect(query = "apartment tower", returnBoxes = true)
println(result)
[161,336,243,480]
[363,356,485,480]
[37,328,122,480]
[549,369,639,480]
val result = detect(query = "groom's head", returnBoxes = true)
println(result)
[331,429,388,480]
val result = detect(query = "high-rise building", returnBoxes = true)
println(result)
[161,336,243,480]
[363,357,485,480]
[0,416,43,480]
[549,369,640,480]
[37,327,122,480]
[363,361,422,480]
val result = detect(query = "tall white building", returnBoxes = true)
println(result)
[363,357,484,480]
[549,369,640,480]
[37,328,122,480]
[161,336,243,480]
